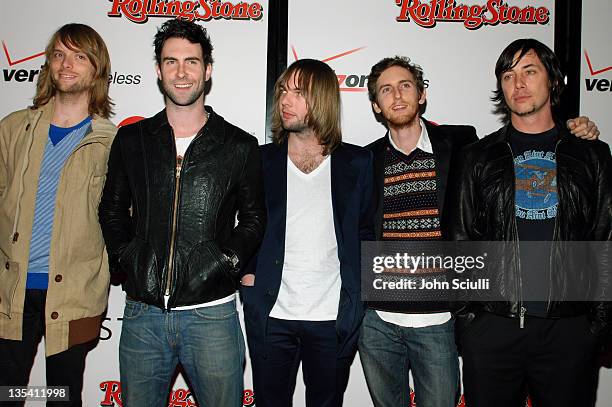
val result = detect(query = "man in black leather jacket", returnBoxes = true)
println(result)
[98,20,265,406]
[447,38,612,407]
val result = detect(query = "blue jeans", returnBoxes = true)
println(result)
[119,299,245,407]
[358,309,459,407]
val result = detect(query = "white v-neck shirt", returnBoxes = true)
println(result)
[269,157,341,321]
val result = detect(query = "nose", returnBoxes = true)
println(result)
[177,62,186,78]
[514,73,526,89]
[62,55,73,69]
[392,85,402,99]
[280,92,291,107]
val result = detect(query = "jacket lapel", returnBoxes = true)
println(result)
[332,145,353,251]
[371,137,387,240]
[264,142,289,250]
[427,120,452,218]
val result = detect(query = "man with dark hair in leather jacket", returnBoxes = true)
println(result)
[98,19,265,406]
[447,38,611,407]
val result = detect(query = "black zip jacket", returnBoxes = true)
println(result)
[98,107,266,309]
[446,124,612,337]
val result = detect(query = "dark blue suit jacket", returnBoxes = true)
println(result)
[242,140,374,359]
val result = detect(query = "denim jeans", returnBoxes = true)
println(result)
[119,299,245,407]
[358,309,459,407]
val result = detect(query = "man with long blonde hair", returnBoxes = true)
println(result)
[241,59,374,407]
[0,23,116,406]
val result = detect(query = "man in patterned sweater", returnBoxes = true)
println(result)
[359,56,601,407]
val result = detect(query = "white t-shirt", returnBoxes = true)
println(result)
[269,156,341,321]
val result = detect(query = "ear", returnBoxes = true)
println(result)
[156,64,161,81]
[418,89,427,105]
[204,63,212,82]
[372,101,382,114]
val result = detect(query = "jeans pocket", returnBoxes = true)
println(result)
[193,301,237,320]
[123,299,146,320]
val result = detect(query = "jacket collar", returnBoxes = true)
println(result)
[145,105,226,150]
[29,98,115,144]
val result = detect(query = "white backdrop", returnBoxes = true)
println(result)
[1,0,611,406]
[581,1,612,404]
[580,1,612,147]
[288,0,555,145]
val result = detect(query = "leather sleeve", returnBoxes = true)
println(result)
[446,144,480,242]
[98,130,134,275]
[445,144,481,316]
[589,142,612,337]
[221,137,266,270]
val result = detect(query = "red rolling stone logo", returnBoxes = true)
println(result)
[107,0,264,24]
[395,0,550,30]
[99,381,255,406]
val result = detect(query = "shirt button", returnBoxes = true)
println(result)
[4,262,9,270]
[54,275,63,282]
[51,312,59,320]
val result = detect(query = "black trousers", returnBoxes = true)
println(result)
[249,318,353,407]
[459,312,598,407]
[0,290,94,407]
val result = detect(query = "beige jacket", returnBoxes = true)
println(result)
[0,100,116,356]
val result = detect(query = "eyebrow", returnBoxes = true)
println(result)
[378,79,413,89]
[162,56,201,62]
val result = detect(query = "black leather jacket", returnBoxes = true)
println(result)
[99,107,266,308]
[447,124,612,333]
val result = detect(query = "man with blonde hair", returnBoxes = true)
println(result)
[0,23,116,406]
[241,59,374,407]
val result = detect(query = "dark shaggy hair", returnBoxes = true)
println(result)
[154,19,213,66]
[492,38,564,123]
[367,56,427,117]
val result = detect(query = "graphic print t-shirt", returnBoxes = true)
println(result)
[510,125,559,317]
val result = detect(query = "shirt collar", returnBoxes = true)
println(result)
[388,119,433,155]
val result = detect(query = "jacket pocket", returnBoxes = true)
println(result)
[119,237,159,297]
[0,249,20,317]
[185,241,234,289]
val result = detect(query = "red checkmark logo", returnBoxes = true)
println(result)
[2,41,45,67]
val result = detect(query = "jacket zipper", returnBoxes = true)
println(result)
[165,154,183,302]
[506,142,526,328]
[163,117,209,306]
[545,138,562,314]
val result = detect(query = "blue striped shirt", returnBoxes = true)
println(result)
[26,117,92,289]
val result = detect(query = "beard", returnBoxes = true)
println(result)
[51,75,92,96]
[282,117,310,133]
[161,80,205,107]
[385,109,419,129]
